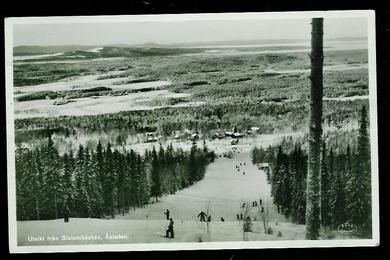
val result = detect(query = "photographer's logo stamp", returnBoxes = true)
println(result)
[338,223,358,234]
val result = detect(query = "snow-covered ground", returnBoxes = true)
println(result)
[119,152,276,221]
[14,57,125,65]
[17,147,307,246]
[14,90,192,118]
[13,69,208,118]
[323,95,369,101]
[17,218,305,245]
[128,132,303,157]
[264,63,368,74]
[13,52,65,61]
[14,70,169,94]
[17,133,362,246]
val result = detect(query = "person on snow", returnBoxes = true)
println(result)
[166,218,175,238]
[221,217,225,222]
[164,209,170,220]
[198,211,207,222]
[63,205,70,223]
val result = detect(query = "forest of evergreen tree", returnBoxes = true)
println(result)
[15,99,366,144]
[15,139,215,221]
[251,106,371,238]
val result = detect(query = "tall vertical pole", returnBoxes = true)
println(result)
[306,18,324,240]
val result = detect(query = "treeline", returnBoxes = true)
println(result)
[252,106,371,237]
[15,99,367,143]
[16,139,215,221]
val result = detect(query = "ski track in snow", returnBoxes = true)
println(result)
[118,151,277,222]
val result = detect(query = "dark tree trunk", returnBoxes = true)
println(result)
[35,196,40,220]
[306,18,324,240]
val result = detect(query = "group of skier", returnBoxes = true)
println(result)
[163,208,228,239]
[238,198,265,221]
[235,162,247,175]
[164,209,175,238]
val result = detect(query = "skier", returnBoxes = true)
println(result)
[221,217,225,222]
[240,213,243,220]
[63,205,70,223]
[165,218,175,238]
[164,209,170,220]
[236,214,240,220]
[259,198,263,206]
[198,211,207,222]
[261,206,265,213]
[207,215,212,222]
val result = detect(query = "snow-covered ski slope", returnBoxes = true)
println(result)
[119,151,277,222]
[18,136,311,245]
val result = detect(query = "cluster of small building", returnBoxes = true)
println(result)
[145,126,261,143]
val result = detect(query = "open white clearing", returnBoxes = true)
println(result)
[119,152,276,221]
[14,90,194,118]
[17,149,306,245]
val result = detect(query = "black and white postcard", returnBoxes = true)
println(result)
[4,11,379,253]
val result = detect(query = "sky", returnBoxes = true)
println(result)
[12,16,368,46]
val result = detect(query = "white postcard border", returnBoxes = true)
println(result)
[5,10,379,253]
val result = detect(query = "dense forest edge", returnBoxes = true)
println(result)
[16,139,215,221]
[251,105,371,238]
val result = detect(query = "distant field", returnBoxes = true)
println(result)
[13,43,369,149]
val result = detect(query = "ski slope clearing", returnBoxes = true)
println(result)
[18,149,306,246]
[119,152,276,221]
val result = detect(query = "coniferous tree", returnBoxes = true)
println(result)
[272,146,288,213]
[331,164,347,228]
[15,135,214,220]
[150,146,161,202]
[321,142,332,228]
[347,105,371,236]
[123,151,131,210]
[74,145,88,217]
[62,152,74,217]
[114,149,125,215]
[290,145,307,224]
[103,142,116,218]
[189,142,199,184]
[95,141,105,187]
[32,150,45,220]
[128,149,137,209]
[138,154,151,206]
[43,136,63,219]
[85,149,104,217]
